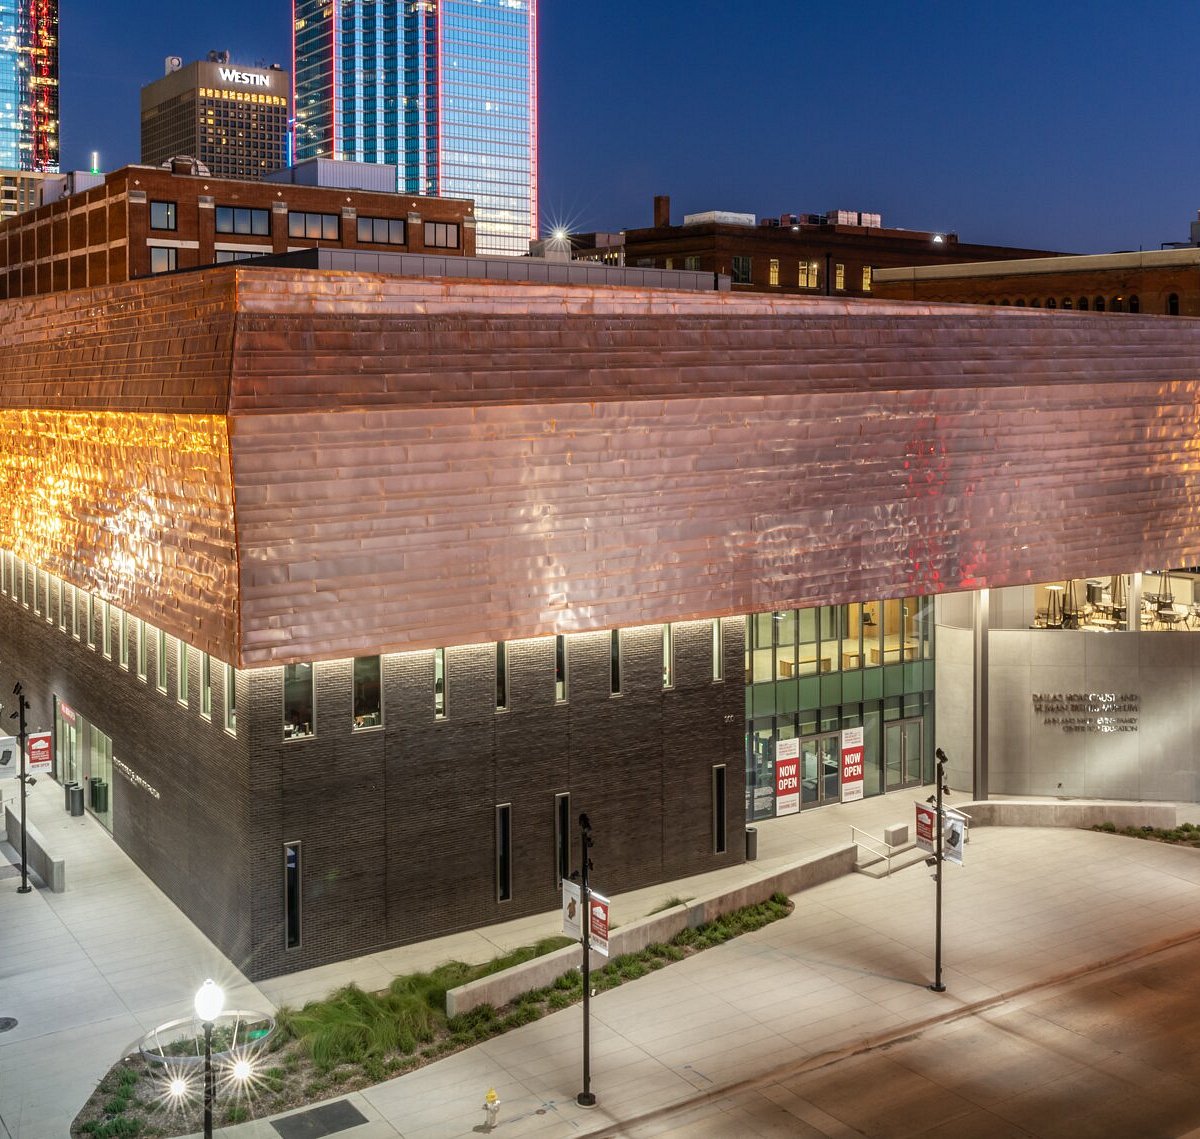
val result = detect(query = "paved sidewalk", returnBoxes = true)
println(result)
[5,776,1200,1138]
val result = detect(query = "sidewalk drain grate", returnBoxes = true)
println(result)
[0,1018,17,1032]
[271,1100,367,1139]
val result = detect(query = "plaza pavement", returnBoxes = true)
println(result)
[4,777,1200,1137]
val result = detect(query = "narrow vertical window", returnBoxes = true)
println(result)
[0,550,6,594]
[555,792,571,885]
[201,653,211,717]
[69,585,78,638]
[19,558,26,606]
[40,572,49,620]
[768,258,780,286]
[55,578,64,630]
[353,655,382,728]
[495,642,508,711]
[496,804,512,902]
[284,842,302,949]
[610,629,621,695]
[835,263,846,291]
[662,623,674,689]
[712,764,727,853]
[33,570,41,615]
[433,648,447,719]
[101,600,111,658]
[711,618,724,682]
[118,610,129,669]
[554,635,568,703]
[136,620,147,680]
[283,662,314,738]
[224,663,237,735]
[862,265,873,292]
[156,627,167,691]
[177,639,189,705]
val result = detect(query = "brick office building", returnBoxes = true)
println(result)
[872,245,1200,316]
[5,265,1200,979]
[569,195,1060,299]
[0,160,475,299]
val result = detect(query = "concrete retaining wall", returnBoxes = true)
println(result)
[4,803,65,892]
[959,799,1177,830]
[445,845,856,1017]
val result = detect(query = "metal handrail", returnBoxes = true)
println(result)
[850,825,914,877]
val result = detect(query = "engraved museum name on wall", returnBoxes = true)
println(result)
[1032,693,1140,733]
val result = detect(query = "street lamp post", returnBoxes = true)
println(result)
[10,682,32,894]
[929,748,950,993]
[576,812,596,1108]
[194,979,224,1139]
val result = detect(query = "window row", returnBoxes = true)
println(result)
[0,552,236,736]
[745,598,933,684]
[989,295,1144,313]
[282,620,726,740]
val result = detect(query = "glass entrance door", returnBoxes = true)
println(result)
[885,718,923,790]
[801,733,841,807]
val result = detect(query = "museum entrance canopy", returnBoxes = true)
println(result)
[1,267,1199,668]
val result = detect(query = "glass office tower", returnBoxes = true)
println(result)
[293,0,537,256]
[0,0,58,172]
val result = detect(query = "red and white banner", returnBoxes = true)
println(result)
[27,731,52,775]
[775,737,800,816]
[588,891,610,957]
[841,727,865,803]
[915,801,936,854]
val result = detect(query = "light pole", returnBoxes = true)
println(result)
[194,979,224,1139]
[929,748,950,993]
[9,682,32,894]
[576,812,596,1108]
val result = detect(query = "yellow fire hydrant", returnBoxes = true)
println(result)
[482,1087,500,1132]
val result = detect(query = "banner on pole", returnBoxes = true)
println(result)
[562,878,581,939]
[943,810,968,866]
[840,726,865,802]
[0,735,16,781]
[588,891,610,957]
[27,732,51,775]
[915,801,936,854]
[775,737,800,816]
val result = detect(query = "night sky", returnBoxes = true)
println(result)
[61,0,1200,254]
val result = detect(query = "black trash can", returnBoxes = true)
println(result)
[68,784,85,817]
[63,781,78,811]
[745,825,758,861]
[89,777,103,811]
[93,781,109,814]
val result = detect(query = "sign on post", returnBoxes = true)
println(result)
[840,726,865,802]
[915,801,936,854]
[562,878,581,939]
[27,731,51,775]
[0,735,17,780]
[588,891,610,957]
[943,810,968,866]
[775,737,800,816]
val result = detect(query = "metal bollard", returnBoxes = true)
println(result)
[482,1087,500,1132]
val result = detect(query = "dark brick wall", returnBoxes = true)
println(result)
[246,618,745,979]
[0,580,253,966]
[0,571,744,981]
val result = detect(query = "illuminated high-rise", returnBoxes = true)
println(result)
[293,0,537,256]
[0,0,58,172]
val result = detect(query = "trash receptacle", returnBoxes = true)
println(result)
[94,781,109,814]
[63,781,78,811]
[68,784,85,817]
[745,825,758,861]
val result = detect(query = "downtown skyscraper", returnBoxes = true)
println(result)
[0,0,58,172]
[293,0,537,256]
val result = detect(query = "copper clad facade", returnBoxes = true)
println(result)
[5,268,1200,667]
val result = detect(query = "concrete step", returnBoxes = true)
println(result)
[853,842,928,879]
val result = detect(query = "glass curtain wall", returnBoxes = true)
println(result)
[745,596,935,821]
